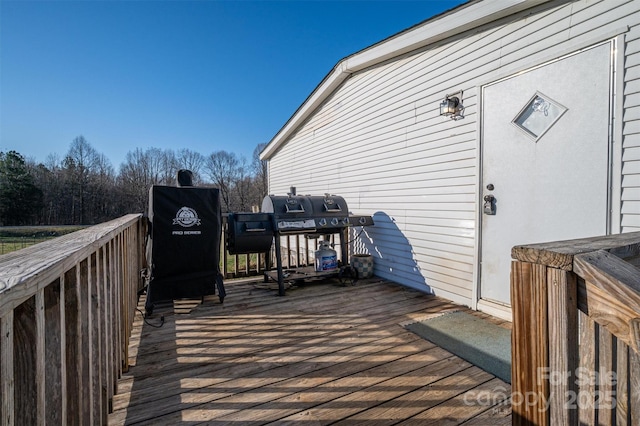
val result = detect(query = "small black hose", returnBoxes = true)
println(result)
[136,308,165,328]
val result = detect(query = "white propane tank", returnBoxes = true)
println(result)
[315,240,337,272]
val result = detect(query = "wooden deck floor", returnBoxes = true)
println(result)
[108,277,512,425]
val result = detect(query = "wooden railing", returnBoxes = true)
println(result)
[0,211,353,424]
[0,214,145,425]
[511,232,640,425]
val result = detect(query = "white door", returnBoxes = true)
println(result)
[480,42,612,306]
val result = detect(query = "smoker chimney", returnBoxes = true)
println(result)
[177,169,194,187]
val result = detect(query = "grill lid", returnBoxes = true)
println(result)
[225,191,375,255]
[226,212,274,255]
[262,194,349,232]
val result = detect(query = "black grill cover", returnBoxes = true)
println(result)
[146,185,225,305]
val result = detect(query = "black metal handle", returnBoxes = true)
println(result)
[324,203,342,212]
[285,205,305,213]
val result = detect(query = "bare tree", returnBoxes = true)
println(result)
[117,147,182,214]
[66,136,100,224]
[119,148,157,214]
[205,150,238,212]
[6,141,269,225]
[158,149,178,185]
[233,156,252,212]
[89,153,116,221]
[176,148,205,185]
[253,143,268,202]
[27,155,58,224]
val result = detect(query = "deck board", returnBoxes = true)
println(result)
[109,277,511,425]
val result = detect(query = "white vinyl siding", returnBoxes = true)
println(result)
[623,12,640,232]
[267,0,640,305]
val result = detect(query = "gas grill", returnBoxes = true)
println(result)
[227,189,374,295]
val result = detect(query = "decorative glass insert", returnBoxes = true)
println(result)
[512,92,567,141]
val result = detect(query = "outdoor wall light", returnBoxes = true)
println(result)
[440,92,464,120]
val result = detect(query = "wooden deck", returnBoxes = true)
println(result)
[108,277,512,425]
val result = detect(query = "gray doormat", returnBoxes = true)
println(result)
[404,310,511,383]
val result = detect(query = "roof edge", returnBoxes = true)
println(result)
[260,0,552,160]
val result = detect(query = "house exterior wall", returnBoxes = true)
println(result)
[267,0,640,306]
[624,2,640,231]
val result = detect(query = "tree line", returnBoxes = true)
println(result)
[0,136,268,226]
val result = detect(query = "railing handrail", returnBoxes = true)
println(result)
[511,231,640,270]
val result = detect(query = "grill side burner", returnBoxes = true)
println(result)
[226,191,374,295]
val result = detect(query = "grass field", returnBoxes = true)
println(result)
[0,226,86,255]
[224,252,265,276]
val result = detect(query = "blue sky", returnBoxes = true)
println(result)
[1,0,466,170]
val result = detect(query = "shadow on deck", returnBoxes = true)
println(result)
[109,277,512,425]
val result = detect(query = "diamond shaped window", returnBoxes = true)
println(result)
[513,92,567,141]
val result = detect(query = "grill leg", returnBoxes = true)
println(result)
[341,228,349,266]
[145,283,154,316]
[274,235,285,296]
[216,274,226,303]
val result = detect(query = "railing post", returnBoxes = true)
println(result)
[36,289,45,424]
[631,349,640,423]
[89,251,104,425]
[78,258,91,424]
[60,274,68,425]
[44,279,64,425]
[546,268,578,425]
[64,266,83,423]
[11,298,38,426]
[511,260,549,425]
[1,311,14,426]
[511,260,579,424]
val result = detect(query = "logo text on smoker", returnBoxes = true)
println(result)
[173,207,201,227]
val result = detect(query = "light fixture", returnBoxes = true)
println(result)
[440,91,464,120]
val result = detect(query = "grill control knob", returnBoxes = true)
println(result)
[331,218,339,226]
[318,218,327,227]
[343,218,350,225]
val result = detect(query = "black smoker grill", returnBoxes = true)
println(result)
[227,189,374,295]
[145,183,226,315]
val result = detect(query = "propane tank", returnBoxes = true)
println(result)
[315,240,337,272]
